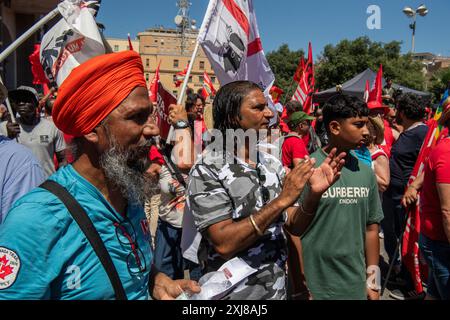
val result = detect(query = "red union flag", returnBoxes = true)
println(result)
[368,65,383,107]
[293,56,305,83]
[201,71,217,98]
[364,80,370,103]
[293,42,315,114]
[149,61,161,103]
[174,63,189,88]
[401,90,449,294]
[198,0,274,94]
[156,81,177,141]
[40,0,105,87]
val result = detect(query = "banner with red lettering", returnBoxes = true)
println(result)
[156,81,177,141]
[40,0,105,87]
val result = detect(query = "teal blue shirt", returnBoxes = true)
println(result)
[0,165,152,299]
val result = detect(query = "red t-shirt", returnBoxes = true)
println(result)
[149,145,165,165]
[282,135,309,168]
[420,137,450,242]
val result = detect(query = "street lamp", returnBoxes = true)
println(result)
[403,4,429,53]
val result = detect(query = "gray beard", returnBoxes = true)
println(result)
[99,143,156,206]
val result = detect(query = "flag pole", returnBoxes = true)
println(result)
[177,41,200,105]
[166,41,200,142]
[0,76,16,123]
[0,7,60,64]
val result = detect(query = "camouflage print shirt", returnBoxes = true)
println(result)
[186,150,288,300]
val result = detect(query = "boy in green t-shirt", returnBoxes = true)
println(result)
[300,94,383,300]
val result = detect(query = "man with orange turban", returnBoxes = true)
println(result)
[0,51,200,300]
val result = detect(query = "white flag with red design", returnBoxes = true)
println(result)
[40,0,105,87]
[292,42,315,114]
[198,0,274,94]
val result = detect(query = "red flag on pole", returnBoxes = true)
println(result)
[368,65,383,109]
[364,80,370,103]
[127,33,134,51]
[201,71,216,99]
[270,85,284,104]
[156,81,178,141]
[401,91,450,294]
[292,42,315,114]
[293,56,305,83]
[29,43,50,93]
[174,63,189,88]
[149,61,161,103]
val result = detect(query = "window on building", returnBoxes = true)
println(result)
[188,76,193,83]
[146,59,150,67]
[114,45,119,52]
[173,91,178,97]
[211,76,216,83]
[174,59,179,68]
[199,76,204,83]
[146,74,149,81]
[199,61,205,69]
[173,75,177,82]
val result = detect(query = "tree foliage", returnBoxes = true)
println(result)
[315,37,426,91]
[266,37,427,103]
[266,44,304,101]
[428,67,450,103]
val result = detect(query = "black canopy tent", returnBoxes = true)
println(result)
[313,68,431,104]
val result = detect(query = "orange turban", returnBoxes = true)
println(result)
[53,51,147,137]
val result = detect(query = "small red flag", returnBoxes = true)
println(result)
[127,33,134,51]
[149,61,161,103]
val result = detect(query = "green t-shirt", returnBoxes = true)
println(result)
[300,148,383,300]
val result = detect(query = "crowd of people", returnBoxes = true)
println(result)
[0,49,449,301]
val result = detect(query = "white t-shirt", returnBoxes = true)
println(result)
[0,119,66,177]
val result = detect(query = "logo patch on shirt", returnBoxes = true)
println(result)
[0,247,21,290]
[40,135,50,143]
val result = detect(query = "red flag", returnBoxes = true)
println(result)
[293,56,305,83]
[401,90,450,294]
[269,85,284,104]
[156,81,178,140]
[149,61,161,103]
[174,63,189,88]
[368,65,383,108]
[201,71,216,99]
[364,80,370,103]
[127,33,134,51]
[29,43,50,90]
[293,42,315,114]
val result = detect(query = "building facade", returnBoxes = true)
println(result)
[413,52,450,76]
[0,0,60,90]
[107,37,139,54]
[137,27,218,98]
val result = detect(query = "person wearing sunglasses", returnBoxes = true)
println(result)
[184,81,346,300]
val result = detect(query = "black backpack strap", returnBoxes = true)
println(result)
[39,180,128,300]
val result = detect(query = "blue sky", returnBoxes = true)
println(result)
[97,0,449,58]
